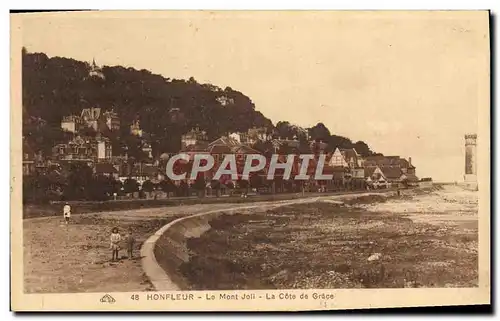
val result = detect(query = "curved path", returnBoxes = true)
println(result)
[23,196,324,293]
[141,192,394,291]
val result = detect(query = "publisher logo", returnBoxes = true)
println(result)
[100,294,116,304]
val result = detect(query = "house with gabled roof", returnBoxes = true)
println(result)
[364,166,390,188]
[208,136,262,170]
[328,148,349,168]
[328,147,365,180]
[380,166,404,182]
[340,148,360,167]
[95,162,119,179]
[364,155,416,176]
[364,163,416,188]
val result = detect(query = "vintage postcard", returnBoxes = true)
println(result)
[10,10,490,311]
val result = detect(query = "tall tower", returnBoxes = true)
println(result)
[464,134,478,190]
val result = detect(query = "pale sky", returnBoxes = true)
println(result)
[18,11,489,182]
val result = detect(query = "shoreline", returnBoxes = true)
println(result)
[151,186,477,290]
[146,190,403,291]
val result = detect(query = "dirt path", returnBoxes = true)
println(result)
[24,204,243,293]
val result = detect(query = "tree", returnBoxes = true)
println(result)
[123,178,139,195]
[89,175,116,201]
[253,140,274,157]
[193,175,206,197]
[63,163,94,200]
[210,179,222,197]
[141,180,155,193]
[225,181,235,190]
[309,123,331,142]
[276,121,294,139]
[352,141,373,157]
[249,173,263,189]
[179,180,189,197]
[328,135,353,153]
[159,178,176,197]
[23,171,65,203]
[112,179,123,195]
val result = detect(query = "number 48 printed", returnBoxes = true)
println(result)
[131,294,140,301]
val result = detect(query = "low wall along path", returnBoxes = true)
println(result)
[141,191,396,291]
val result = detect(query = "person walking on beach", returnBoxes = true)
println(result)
[63,202,71,224]
[125,228,136,259]
[110,227,122,261]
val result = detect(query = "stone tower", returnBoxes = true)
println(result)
[464,134,478,190]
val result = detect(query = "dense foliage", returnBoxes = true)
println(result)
[22,48,377,157]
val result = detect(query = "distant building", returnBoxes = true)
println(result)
[130,119,143,137]
[329,148,349,168]
[216,95,234,106]
[22,138,36,176]
[81,107,101,131]
[168,107,186,125]
[419,177,433,188]
[229,132,244,144]
[95,163,119,179]
[120,163,160,185]
[228,129,269,145]
[142,142,153,159]
[102,109,120,131]
[52,135,112,164]
[365,166,389,188]
[61,108,119,134]
[340,148,364,179]
[181,128,209,149]
[88,58,105,79]
[61,115,83,133]
[247,127,270,145]
[271,137,301,153]
[464,134,477,190]
[379,166,405,184]
[364,155,417,177]
[310,140,328,155]
[326,147,365,184]
[362,154,420,188]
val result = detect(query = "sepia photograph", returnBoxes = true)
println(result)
[10,10,490,311]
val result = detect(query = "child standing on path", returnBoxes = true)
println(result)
[125,228,136,259]
[63,202,71,224]
[110,227,121,261]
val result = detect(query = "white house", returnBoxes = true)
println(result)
[329,148,349,167]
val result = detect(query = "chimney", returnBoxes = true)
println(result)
[408,157,412,166]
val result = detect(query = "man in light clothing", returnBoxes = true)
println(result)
[63,202,71,224]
